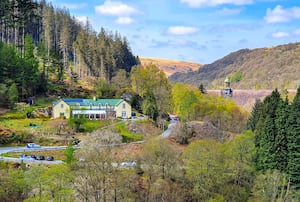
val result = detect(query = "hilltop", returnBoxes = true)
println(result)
[139,57,202,77]
[169,42,300,89]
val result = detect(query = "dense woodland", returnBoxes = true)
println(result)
[0,0,139,107]
[248,89,300,190]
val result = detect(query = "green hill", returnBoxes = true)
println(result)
[169,42,300,89]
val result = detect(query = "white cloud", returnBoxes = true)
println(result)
[115,17,134,25]
[95,1,137,16]
[271,32,289,38]
[75,16,88,24]
[292,29,300,35]
[217,7,242,16]
[167,26,199,35]
[180,0,252,8]
[291,7,300,18]
[265,5,300,23]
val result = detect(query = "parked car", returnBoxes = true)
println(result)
[120,161,137,167]
[30,154,36,159]
[20,154,35,161]
[46,156,54,161]
[27,143,41,148]
[20,154,27,159]
[36,155,45,160]
[24,156,35,161]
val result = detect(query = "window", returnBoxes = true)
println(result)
[99,103,102,109]
[61,104,64,109]
[122,111,126,118]
[122,103,126,109]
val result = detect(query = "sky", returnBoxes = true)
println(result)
[47,0,300,64]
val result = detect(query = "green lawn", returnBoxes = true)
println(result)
[0,118,49,131]
[115,122,144,142]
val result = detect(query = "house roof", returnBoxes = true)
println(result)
[53,98,124,107]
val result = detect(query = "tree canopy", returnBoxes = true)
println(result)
[0,0,139,106]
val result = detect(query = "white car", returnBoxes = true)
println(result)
[120,161,137,167]
[26,143,41,148]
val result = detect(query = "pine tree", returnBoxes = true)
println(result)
[287,87,300,188]
[8,83,18,109]
[247,99,262,131]
[22,34,40,97]
[254,89,281,171]
[274,97,289,172]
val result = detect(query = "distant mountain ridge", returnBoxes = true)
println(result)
[139,57,202,77]
[169,42,300,89]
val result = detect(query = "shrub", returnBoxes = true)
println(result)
[0,132,33,145]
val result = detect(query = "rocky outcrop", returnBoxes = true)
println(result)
[30,107,52,118]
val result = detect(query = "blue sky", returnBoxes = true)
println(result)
[48,0,300,64]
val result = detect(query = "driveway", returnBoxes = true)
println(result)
[161,121,178,138]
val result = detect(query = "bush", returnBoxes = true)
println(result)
[1,105,36,119]
[0,132,33,145]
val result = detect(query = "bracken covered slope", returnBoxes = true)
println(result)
[169,42,300,89]
[140,57,202,77]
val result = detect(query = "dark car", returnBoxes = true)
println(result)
[46,156,54,161]
[36,155,45,160]
[30,154,36,159]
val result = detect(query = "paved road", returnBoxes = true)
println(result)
[0,117,169,165]
[0,146,66,164]
[0,142,143,164]
[161,121,178,138]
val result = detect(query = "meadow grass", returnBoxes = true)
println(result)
[115,122,144,142]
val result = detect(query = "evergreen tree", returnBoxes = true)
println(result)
[1,0,138,102]
[24,34,35,60]
[8,83,19,109]
[198,83,206,94]
[0,84,8,107]
[254,89,281,171]
[274,97,289,172]
[287,87,300,188]
[247,99,262,131]
[21,34,40,97]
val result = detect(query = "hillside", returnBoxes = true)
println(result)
[140,57,202,77]
[169,42,300,89]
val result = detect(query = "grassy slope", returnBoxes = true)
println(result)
[140,57,202,77]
